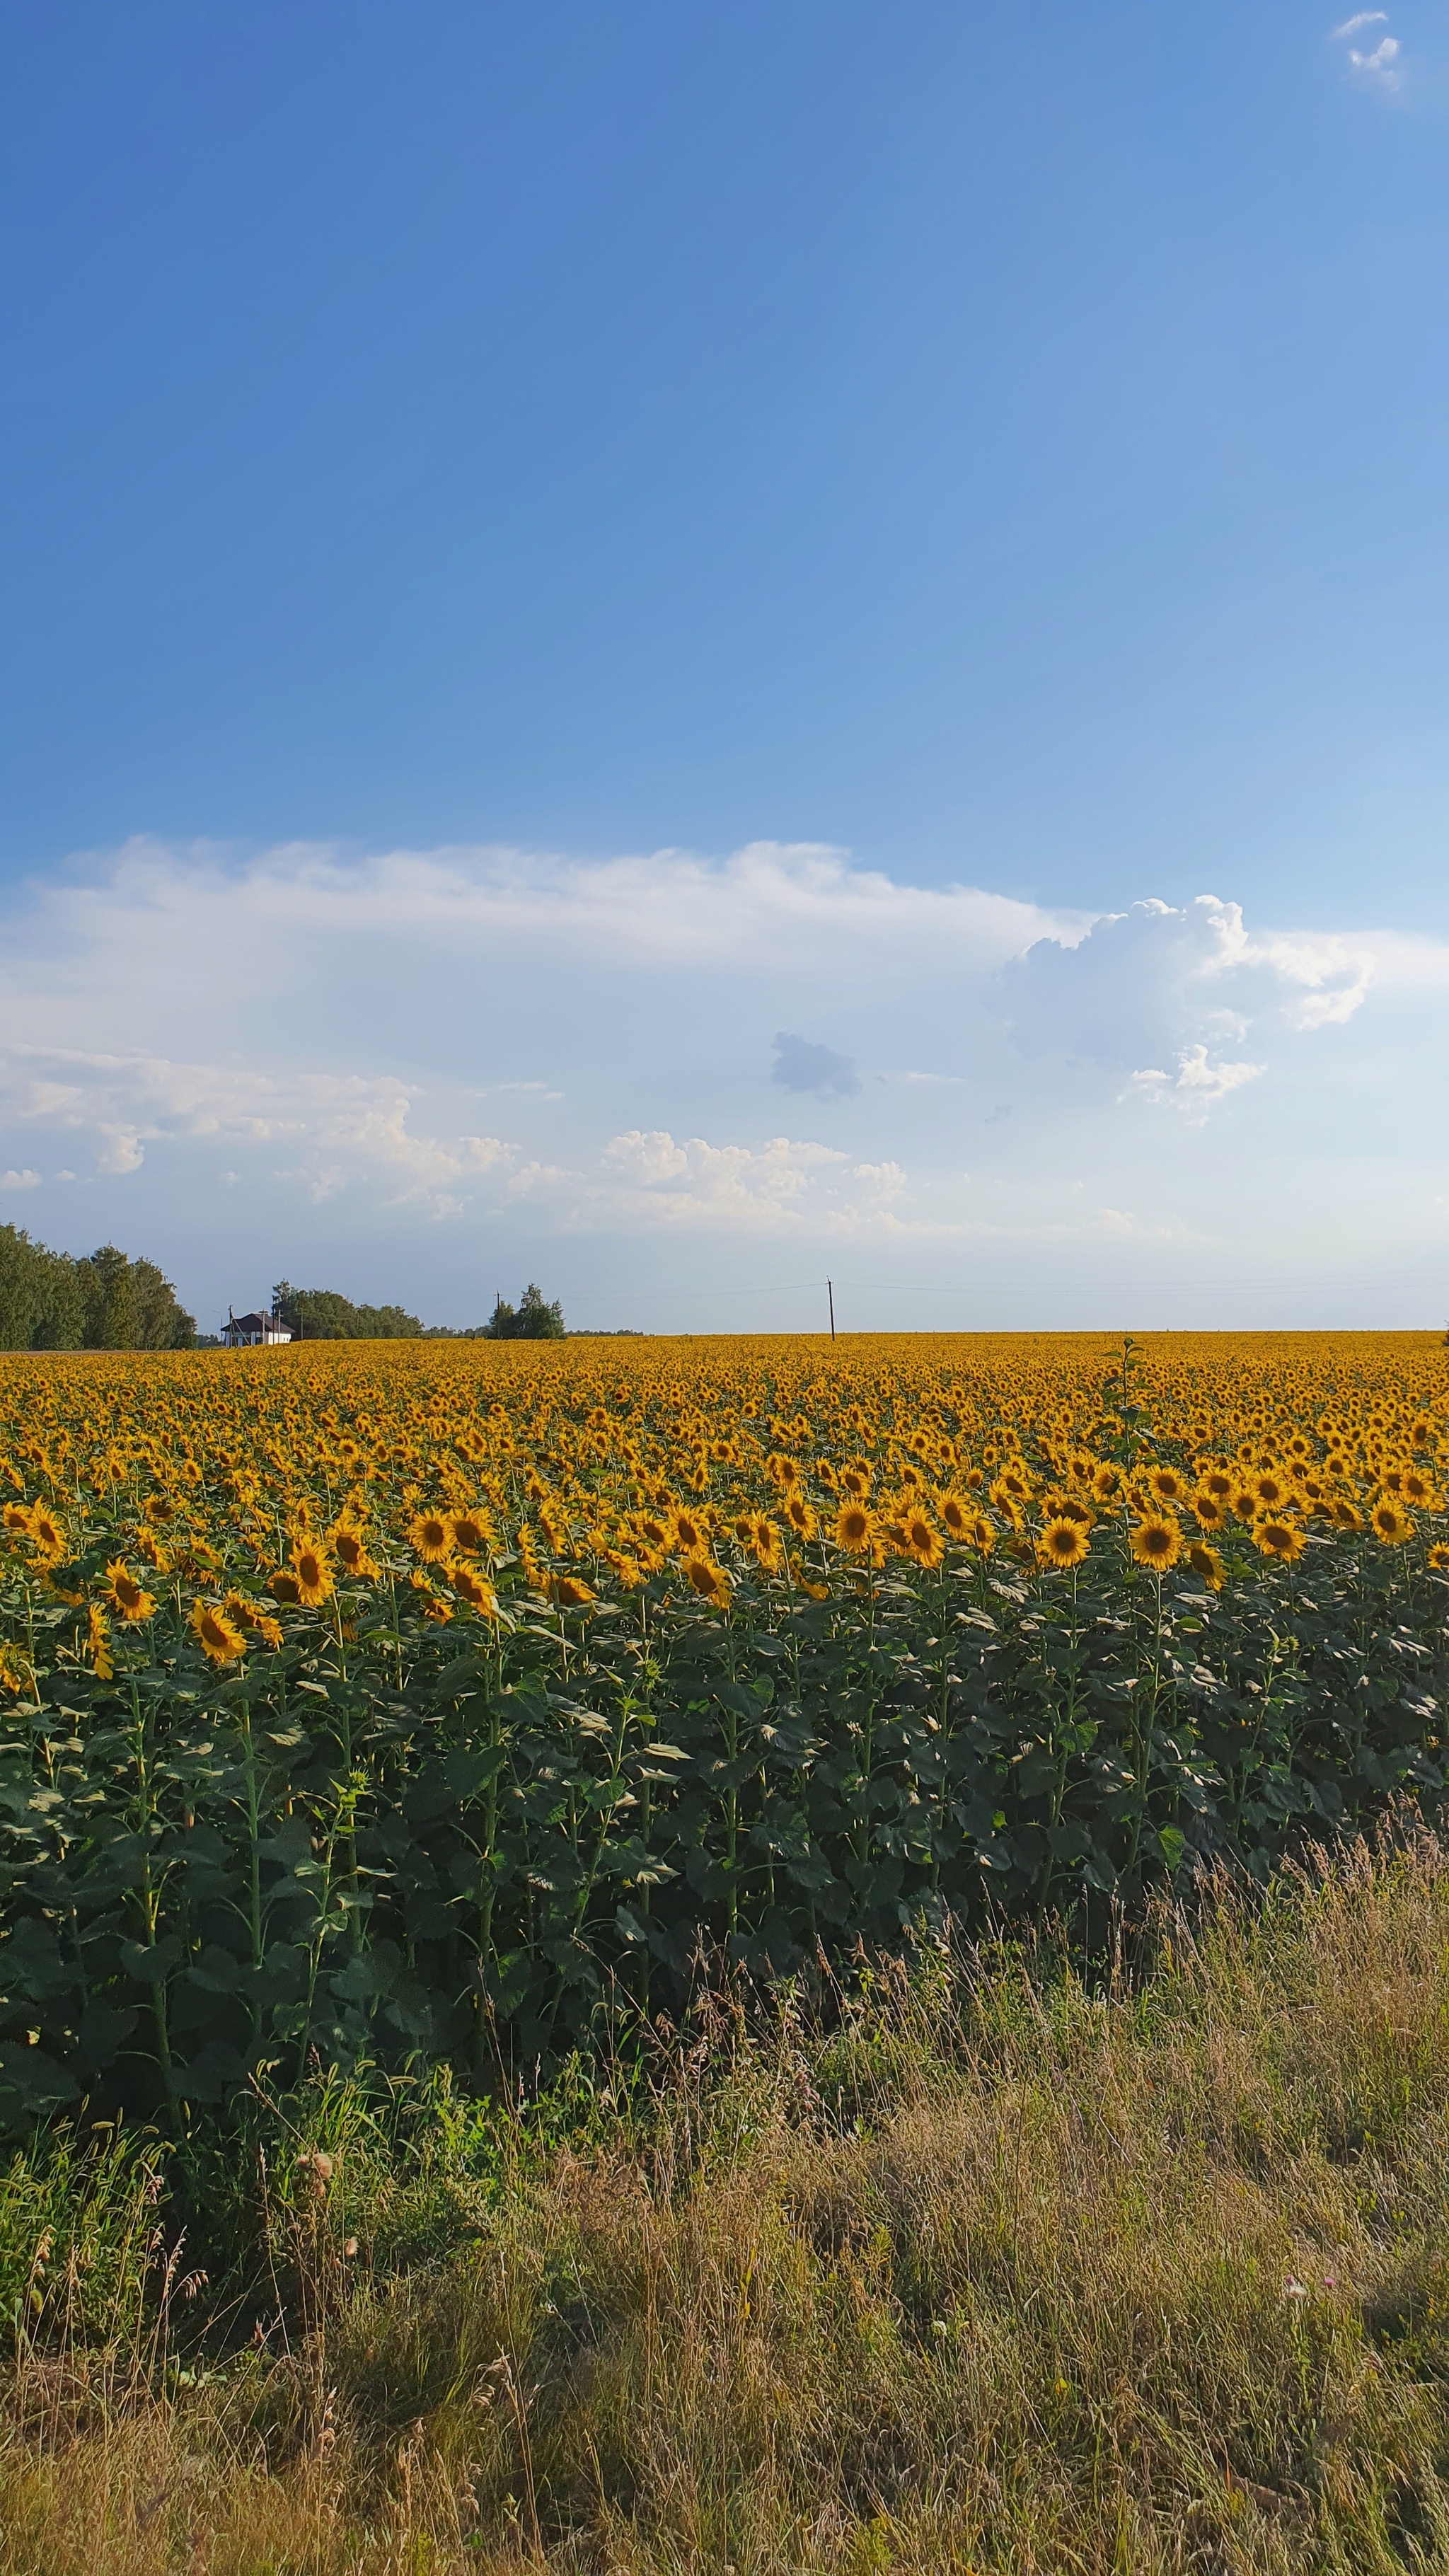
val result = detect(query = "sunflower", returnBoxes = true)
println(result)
[190,1600,248,1666]
[833,1500,876,1554]
[550,1575,596,1610]
[1187,1540,1225,1592]
[1192,1491,1226,1532]
[451,1564,500,1617]
[964,1513,996,1554]
[751,1515,785,1573]
[1199,1468,1235,1501]
[270,1569,304,1606]
[1254,1517,1306,1564]
[451,1508,497,1557]
[408,1511,454,1566]
[671,1508,707,1557]
[0,1645,30,1697]
[683,1555,730,1605]
[783,1492,818,1541]
[105,1559,156,1623]
[902,1509,944,1569]
[26,1505,66,1565]
[1038,1515,1090,1570]
[1130,1515,1183,1572]
[224,1593,284,1649]
[289,1536,335,1606]
[87,1604,114,1680]
[1252,1471,1289,1510]
[1148,1466,1188,1505]
[1402,1469,1442,1510]
[1427,1542,1449,1571]
[329,1520,379,1581]
[1090,1463,1122,1503]
[1230,1485,1259,1525]
[1370,1498,1414,1546]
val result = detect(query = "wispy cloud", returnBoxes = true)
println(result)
[1331,11,1401,88]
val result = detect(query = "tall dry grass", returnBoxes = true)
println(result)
[8,1822,1449,2572]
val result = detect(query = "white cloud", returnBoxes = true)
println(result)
[1349,35,1400,84]
[1331,13,1402,88]
[1128,1045,1266,1119]
[0,836,1445,1322]
[596,1129,860,1230]
[0,1168,40,1190]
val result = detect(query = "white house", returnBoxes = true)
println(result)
[221,1306,293,1348]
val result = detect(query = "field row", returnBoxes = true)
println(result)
[1,1332,1446,2124]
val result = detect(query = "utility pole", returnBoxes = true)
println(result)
[827,1277,836,1341]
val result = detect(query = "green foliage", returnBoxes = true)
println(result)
[13,1836,1449,2570]
[272,1281,426,1341]
[0,1228,192,1351]
[0,1226,81,1353]
[486,1282,566,1339]
[1,1506,1447,2133]
[76,1246,195,1350]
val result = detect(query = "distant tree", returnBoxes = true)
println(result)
[272,1281,425,1341]
[79,1245,195,1349]
[0,1227,194,1350]
[486,1283,565,1341]
[0,1224,82,1350]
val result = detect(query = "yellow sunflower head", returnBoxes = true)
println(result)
[1187,1540,1225,1593]
[289,1537,335,1605]
[190,1600,248,1668]
[683,1555,729,1606]
[1254,1517,1305,1564]
[1130,1516,1183,1573]
[105,1559,156,1623]
[1038,1515,1090,1570]
[408,1511,454,1566]
[833,1500,875,1554]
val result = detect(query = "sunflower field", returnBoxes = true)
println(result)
[1,1330,1446,2131]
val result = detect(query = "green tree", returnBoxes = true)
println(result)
[0,1225,82,1351]
[486,1282,565,1341]
[79,1245,195,1349]
[272,1282,425,1341]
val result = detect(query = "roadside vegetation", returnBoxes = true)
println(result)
[7,1825,1449,2570]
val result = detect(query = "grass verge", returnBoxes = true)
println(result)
[8,1819,1449,2571]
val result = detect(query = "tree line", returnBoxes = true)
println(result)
[273,1280,567,1341]
[0,1228,587,1352]
[0,1226,195,1351]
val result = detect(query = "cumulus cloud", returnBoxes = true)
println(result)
[772,1032,860,1097]
[598,1129,859,1230]
[0,835,1444,1321]
[1128,1046,1266,1119]
[0,1169,40,1190]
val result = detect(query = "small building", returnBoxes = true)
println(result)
[221,1306,293,1348]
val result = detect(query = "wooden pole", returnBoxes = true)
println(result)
[827,1278,836,1341]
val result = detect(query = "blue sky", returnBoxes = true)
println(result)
[1,1,1446,1332]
